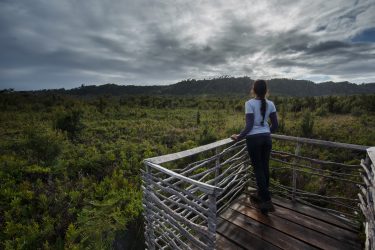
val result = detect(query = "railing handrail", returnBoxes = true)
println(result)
[145,138,234,164]
[272,134,369,152]
[145,134,370,165]
[368,147,375,163]
[144,161,224,195]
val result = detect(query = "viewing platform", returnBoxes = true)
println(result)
[216,188,360,249]
[142,135,375,249]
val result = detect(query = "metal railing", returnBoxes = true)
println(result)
[142,134,373,249]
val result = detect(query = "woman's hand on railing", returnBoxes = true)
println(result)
[230,134,239,141]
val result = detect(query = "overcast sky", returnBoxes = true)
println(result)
[1,0,375,90]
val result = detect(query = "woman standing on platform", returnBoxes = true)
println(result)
[231,79,278,214]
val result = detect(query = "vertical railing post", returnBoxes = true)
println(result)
[214,147,220,187]
[207,193,217,249]
[292,142,301,201]
[364,148,375,250]
[143,162,156,250]
[364,154,373,250]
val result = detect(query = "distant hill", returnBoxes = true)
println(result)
[30,77,375,97]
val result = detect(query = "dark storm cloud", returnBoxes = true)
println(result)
[308,41,350,54]
[267,30,312,54]
[270,40,375,78]
[0,0,375,90]
[89,35,130,55]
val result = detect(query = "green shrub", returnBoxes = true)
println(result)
[300,111,314,137]
[24,129,63,166]
[73,172,142,249]
[351,106,363,117]
[54,109,84,140]
[315,104,328,116]
[199,124,217,144]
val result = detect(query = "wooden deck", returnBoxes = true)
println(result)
[216,192,362,250]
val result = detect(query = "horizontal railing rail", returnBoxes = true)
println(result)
[146,135,369,165]
[144,161,223,195]
[142,134,372,249]
[145,138,234,164]
[272,134,369,152]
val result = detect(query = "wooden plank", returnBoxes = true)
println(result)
[244,189,359,232]
[237,194,360,246]
[271,195,360,232]
[231,201,360,250]
[216,232,246,250]
[217,217,281,250]
[220,208,318,250]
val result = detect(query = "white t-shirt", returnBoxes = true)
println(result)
[245,98,276,136]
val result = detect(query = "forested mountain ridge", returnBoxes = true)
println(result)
[25,77,375,97]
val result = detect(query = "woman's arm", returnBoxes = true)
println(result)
[235,113,254,141]
[269,112,278,133]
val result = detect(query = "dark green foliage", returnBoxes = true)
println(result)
[96,97,107,113]
[300,111,315,137]
[199,123,217,144]
[278,101,287,133]
[23,129,62,166]
[54,109,84,140]
[234,104,243,112]
[70,171,142,249]
[351,106,364,116]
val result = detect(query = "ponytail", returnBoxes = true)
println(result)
[261,98,267,126]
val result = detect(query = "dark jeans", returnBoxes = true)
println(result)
[246,134,272,202]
